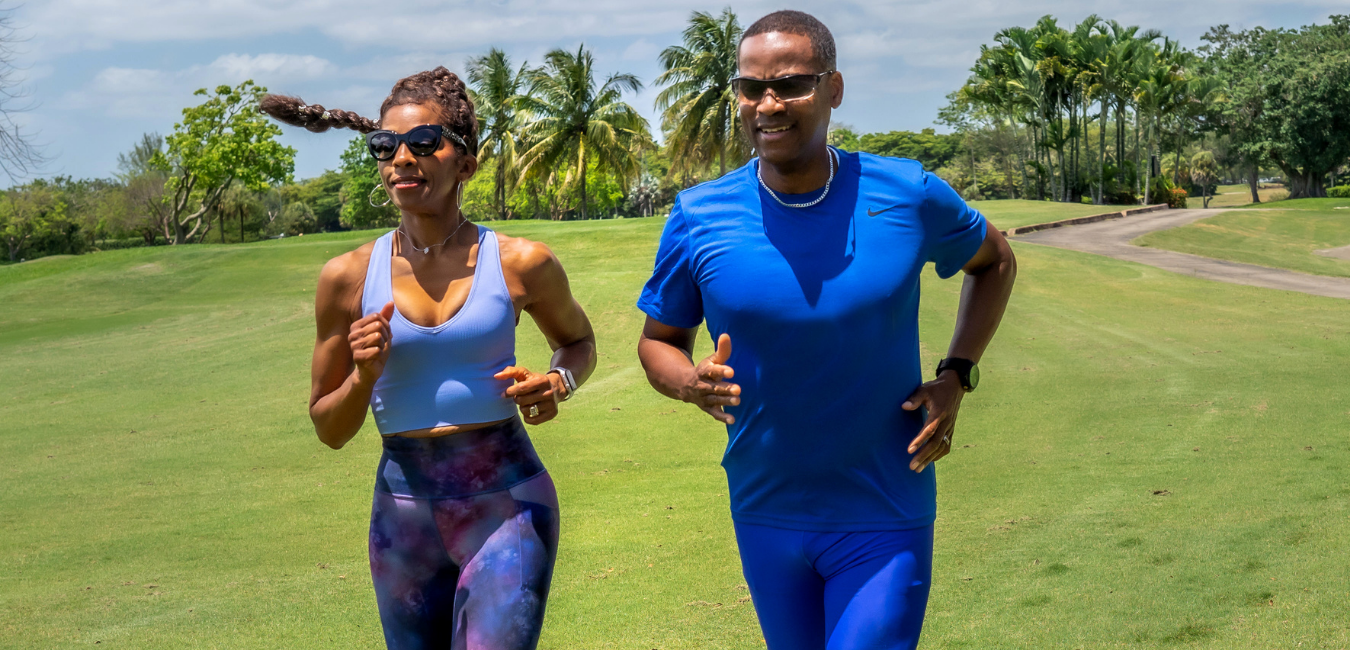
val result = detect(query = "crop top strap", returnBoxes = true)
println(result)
[361,230,395,317]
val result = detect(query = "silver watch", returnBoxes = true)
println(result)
[549,367,577,401]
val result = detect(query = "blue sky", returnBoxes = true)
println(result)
[8,0,1346,183]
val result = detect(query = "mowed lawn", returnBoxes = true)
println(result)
[2,201,1349,649]
[1137,198,1350,278]
[970,199,1114,231]
[1201,183,1289,209]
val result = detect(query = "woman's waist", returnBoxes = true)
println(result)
[375,416,546,499]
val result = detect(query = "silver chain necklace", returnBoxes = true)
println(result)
[757,147,837,209]
[397,217,470,255]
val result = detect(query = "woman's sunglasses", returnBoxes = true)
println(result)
[731,71,835,104]
[365,124,470,161]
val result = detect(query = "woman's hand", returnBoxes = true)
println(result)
[682,333,741,425]
[496,366,566,425]
[350,302,395,384]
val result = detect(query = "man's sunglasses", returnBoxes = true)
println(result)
[365,124,471,161]
[731,71,835,104]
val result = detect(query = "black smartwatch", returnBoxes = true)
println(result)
[936,358,979,392]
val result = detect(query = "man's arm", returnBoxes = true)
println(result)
[638,319,740,425]
[902,221,1017,471]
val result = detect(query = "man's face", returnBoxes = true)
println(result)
[736,31,842,169]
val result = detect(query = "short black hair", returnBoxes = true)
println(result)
[741,10,837,71]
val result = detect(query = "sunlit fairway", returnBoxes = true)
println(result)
[2,200,1348,648]
[1138,198,1350,278]
[969,199,1115,231]
[1202,183,1290,209]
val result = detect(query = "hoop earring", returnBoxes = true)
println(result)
[369,184,392,208]
[455,182,464,212]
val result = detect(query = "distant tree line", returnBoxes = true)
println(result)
[933,14,1350,205]
[4,9,1348,263]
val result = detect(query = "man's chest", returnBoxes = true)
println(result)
[690,209,927,322]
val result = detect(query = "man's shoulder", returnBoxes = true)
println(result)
[851,150,929,189]
[674,163,757,210]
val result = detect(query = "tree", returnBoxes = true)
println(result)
[0,10,42,181]
[654,7,746,178]
[0,181,65,262]
[468,48,530,220]
[337,136,399,229]
[516,45,652,220]
[154,81,294,244]
[1190,151,1219,208]
[1202,16,1350,199]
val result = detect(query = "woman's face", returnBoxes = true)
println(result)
[378,102,477,218]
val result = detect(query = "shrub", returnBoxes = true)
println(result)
[1104,189,1138,205]
[1327,185,1350,198]
[1168,188,1188,209]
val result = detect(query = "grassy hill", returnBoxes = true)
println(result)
[1137,198,1350,277]
[2,205,1348,648]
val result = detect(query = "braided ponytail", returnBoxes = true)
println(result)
[258,66,478,155]
[258,95,380,134]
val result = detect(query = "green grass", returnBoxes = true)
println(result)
[1137,198,1350,277]
[1202,184,1288,208]
[971,199,1117,231]
[3,216,1350,648]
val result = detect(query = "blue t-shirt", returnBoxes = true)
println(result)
[637,150,987,531]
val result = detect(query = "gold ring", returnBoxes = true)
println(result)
[528,405,539,418]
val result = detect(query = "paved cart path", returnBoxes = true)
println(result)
[1014,208,1350,300]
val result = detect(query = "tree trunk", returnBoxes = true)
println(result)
[1286,169,1328,199]
[496,155,507,220]
[579,148,588,221]
[1098,99,1108,204]
[1247,167,1261,204]
[220,211,225,243]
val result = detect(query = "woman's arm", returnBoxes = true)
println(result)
[497,237,597,425]
[308,250,392,449]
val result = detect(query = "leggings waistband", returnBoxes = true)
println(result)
[376,417,545,499]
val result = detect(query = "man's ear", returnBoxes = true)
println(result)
[830,72,845,109]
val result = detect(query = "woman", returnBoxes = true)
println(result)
[260,67,596,650]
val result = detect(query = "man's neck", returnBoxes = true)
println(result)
[759,145,834,195]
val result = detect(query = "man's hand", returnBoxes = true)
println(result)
[350,301,395,384]
[496,366,564,425]
[682,333,741,425]
[901,371,965,472]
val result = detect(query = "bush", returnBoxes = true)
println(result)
[1104,189,1138,205]
[1328,185,1350,198]
[1168,188,1188,209]
[93,238,155,251]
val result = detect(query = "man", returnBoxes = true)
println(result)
[635,10,1017,650]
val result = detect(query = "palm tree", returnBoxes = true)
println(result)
[654,7,746,177]
[467,48,529,221]
[515,45,652,220]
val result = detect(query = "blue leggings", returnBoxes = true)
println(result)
[733,522,935,650]
[369,418,558,650]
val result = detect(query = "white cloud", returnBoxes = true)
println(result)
[61,54,341,119]
[207,53,338,83]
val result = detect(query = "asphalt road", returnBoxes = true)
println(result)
[1013,208,1350,300]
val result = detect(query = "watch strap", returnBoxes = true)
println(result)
[936,358,976,392]
[549,367,577,401]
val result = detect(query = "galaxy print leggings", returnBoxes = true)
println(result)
[370,417,559,650]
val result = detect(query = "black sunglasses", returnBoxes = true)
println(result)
[731,71,835,104]
[365,124,471,161]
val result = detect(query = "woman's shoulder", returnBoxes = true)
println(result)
[494,231,559,278]
[316,239,380,316]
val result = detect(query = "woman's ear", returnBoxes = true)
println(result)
[458,153,479,184]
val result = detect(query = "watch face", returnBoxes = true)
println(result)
[968,364,980,391]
